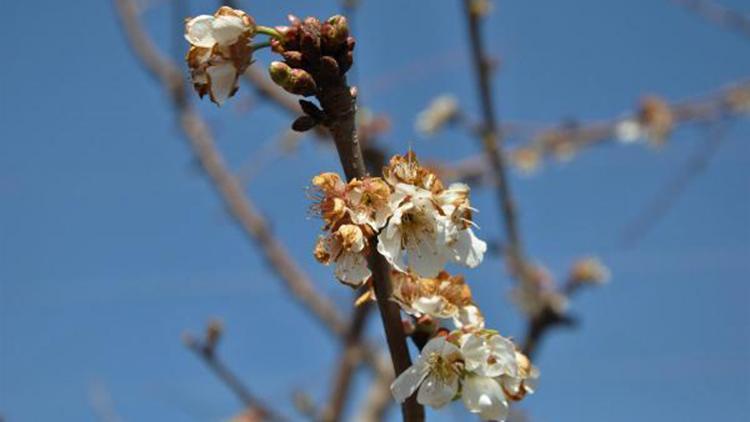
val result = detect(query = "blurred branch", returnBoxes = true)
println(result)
[354,353,395,422]
[443,80,749,182]
[673,0,750,38]
[114,0,397,373]
[183,322,285,421]
[461,0,529,273]
[620,120,730,247]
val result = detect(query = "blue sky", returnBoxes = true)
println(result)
[1,0,748,421]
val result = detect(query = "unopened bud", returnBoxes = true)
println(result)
[289,68,317,96]
[269,61,293,87]
[292,115,318,132]
[325,15,349,45]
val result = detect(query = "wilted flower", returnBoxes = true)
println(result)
[185,7,256,105]
[569,256,611,285]
[310,172,349,230]
[382,151,443,193]
[346,177,394,230]
[500,351,539,401]
[415,95,459,136]
[314,224,371,287]
[391,270,474,320]
[391,336,463,408]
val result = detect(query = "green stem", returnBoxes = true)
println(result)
[256,25,282,40]
[250,40,272,52]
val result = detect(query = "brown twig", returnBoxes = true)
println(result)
[673,0,750,39]
[184,330,285,421]
[620,120,730,246]
[462,0,528,272]
[443,80,749,182]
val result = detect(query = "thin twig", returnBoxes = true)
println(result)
[184,333,285,421]
[461,0,527,271]
[620,120,730,246]
[443,80,749,182]
[673,0,750,39]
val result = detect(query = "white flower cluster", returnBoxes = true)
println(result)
[311,152,536,420]
[392,332,538,420]
[311,152,487,287]
[184,7,256,105]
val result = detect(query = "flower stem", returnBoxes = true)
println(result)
[250,40,272,52]
[256,25,282,40]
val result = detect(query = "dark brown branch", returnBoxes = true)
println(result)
[316,76,424,421]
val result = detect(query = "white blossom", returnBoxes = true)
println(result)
[614,119,643,144]
[377,183,448,277]
[461,332,518,378]
[391,336,462,408]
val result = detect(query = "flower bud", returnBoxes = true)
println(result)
[289,69,318,96]
[269,61,293,87]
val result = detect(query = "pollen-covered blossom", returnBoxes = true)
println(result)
[185,6,256,105]
[377,153,487,278]
[391,270,474,320]
[391,336,463,409]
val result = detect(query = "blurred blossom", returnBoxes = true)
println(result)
[569,256,611,285]
[510,147,541,175]
[415,95,460,136]
[614,118,643,144]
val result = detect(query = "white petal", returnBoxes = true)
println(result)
[390,360,429,403]
[462,376,509,421]
[421,336,449,356]
[482,336,518,378]
[211,15,247,46]
[461,334,489,372]
[335,251,371,287]
[377,227,406,272]
[185,15,217,48]
[413,296,444,317]
[450,228,486,268]
[206,62,237,105]
[416,373,458,409]
[453,305,485,330]
[406,230,446,278]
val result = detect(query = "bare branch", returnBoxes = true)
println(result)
[183,324,285,421]
[620,120,730,246]
[673,0,750,38]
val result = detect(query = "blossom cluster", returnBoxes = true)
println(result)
[392,331,538,420]
[310,152,536,420]
[311,152,487,287]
